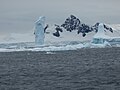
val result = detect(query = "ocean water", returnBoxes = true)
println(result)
[0,47,120,90]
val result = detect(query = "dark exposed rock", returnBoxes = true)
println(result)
[55,24,63,32]
[61,15,81,32]
[53,31,60,37]
[61,15,93,36]
[92,22,113,33]
[53,15,114,37]
[44,24,49,33]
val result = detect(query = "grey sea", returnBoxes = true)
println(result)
[0,47,120,90]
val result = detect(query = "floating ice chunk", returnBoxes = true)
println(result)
[46,52,55,54]
[93,23,110,39]
[34,16,45,46]
[91,23,120,46]
[92,23,110,44]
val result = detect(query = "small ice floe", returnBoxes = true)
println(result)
[46,51,55,54]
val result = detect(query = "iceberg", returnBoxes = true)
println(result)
[92,23,110,44]
[91,23,120,46]
[34,16,45,46]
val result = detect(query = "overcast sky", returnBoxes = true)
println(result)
[0,0,120,35]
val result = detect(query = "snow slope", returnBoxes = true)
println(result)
[0,24,120,44]
[45,25,95,43]
[0,24,120,52]
[0,33,34,44]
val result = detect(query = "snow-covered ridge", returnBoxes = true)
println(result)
[1,15,120,44]
[0,23,120,52]
[1,23,119,44]
[0,15,120,52]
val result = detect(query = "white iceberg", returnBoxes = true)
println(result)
[34,16,45,46]
[91,23,120,46]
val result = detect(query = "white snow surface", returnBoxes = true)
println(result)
[0,43,84,52]
[93,23,110,39]
[0,33,34,44]
[0,24,120,44]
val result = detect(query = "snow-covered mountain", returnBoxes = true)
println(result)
[45,15,120,43]
[0,23,120,52]
[1,24,120,44]
[0,15,120,45]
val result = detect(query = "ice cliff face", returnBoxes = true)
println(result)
[34,16,45,45]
